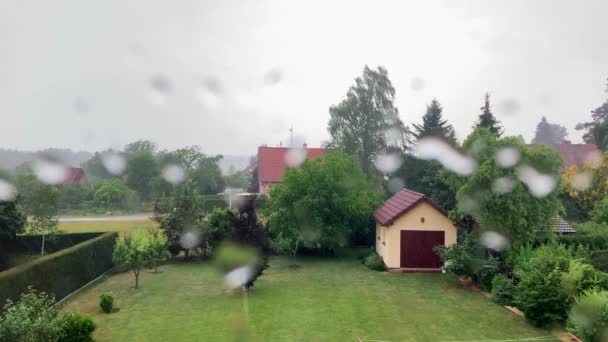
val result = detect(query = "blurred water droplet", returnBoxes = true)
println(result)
[374,152,403,174]
[285,148,307,167]
[263,68,282,86]
[179,231,201,250]
[410,77,426,91]
[571,172,592,191]
[468,138,487,157]
[457,195,480,214]
[498,98,520,115]
[32,159,67,184]
[225,265,254,289]
[413,137,477,176]
[0,179,16,201]
[150,75,171,94]
[101,152,126,175]
[387,177,404,194]
[223,190,246,209]
[492,177,516,194]
[72,97,89,113]
[480,231,508,251]
[495,147,521,168]
[203,77,224,95]
[383,127,402,147]
[585,150,603,169]
[516,165,557,198]
[161,164,185,185]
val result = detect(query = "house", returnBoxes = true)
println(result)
[373,189,457,270]
[256,145,325,196]
[528,140,600,173]
[63,167,87,185]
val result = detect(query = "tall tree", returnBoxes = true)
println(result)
[191,156,225,195]
[125,152,159,201]
[0,198,26,240]
[124,140,158,155]
[28,184,60,255]
[328,65,409,174]
[531,116,568,144]
[412,99,457,145]
[577,79,608,150]
[473,93,503,136]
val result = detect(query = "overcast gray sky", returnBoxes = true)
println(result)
[1,0,607,156]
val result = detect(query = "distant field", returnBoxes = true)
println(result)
[58,220,158,235]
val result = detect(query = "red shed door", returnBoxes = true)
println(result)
[400,230,445,268]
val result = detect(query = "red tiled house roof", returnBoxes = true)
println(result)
[527,142,599,172]
[373,189,448,226]
[63,167,86,184]
[257,146,325,183]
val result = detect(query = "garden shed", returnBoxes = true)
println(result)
[373,189,457,270]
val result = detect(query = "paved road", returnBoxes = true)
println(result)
[58,213,152,222]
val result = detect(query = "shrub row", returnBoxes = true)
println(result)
[0,232,117,306]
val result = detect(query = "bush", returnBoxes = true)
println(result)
[0,287,61,342]
[167,243,181,257]
[435,233,484,279]
[473,257,500,292]
[0,232,117,306]
[363,252,385,271]
[569,290,608,342]
[590,249,608,272]
[491,274,514,306]
[57,312,96,342]
[99,293,113,313]
[559,222,608,251]
[591,197,608,224]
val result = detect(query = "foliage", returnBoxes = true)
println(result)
[475,257,500,292]
[435,233,482,279]
[28,183,60,255]
[213,242,261,273]
[0,287,60,342]
[589,250,608,272]
[569,290,608,342]
[59,184,90,210]
[412,98,456,145]
[81,151,114,181]
[174,146,204,172]
[491,274,514,306]
[531,116,569,144]
[559,222,608,251]
[126,151,159,201]
[93,178,139,211]
[56,312,96,342]
[563,152,608,216]
[124,139,158,155]
[448,128,562,245]
[591,197,608,224]
[112,230,151,288]
[473,93,503,136]
[0,197,26,240]
[223,169,250,189]
[327,65,409,174]
[99,293,113,313]
[268,151,382,252]
[206,208,232,252]
[576,78,608,150]
[0,232,117,307]
[363,252,385,271]
[145,231,170,272]
[191,155,225,195]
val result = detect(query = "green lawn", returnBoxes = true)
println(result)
[58,220,158,235]
[60,256,558,341]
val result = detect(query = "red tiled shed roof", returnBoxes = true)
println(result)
[527,143,599,172]
[553,216,576,234]
[63,167,85,183]
[373,188,447,226]
[257,146,325,183]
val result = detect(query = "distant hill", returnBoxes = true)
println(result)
[0,148,92,170]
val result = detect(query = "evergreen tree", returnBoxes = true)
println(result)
[473,93,503,136]
[577,78,608,150]
[412,99,457,145]
[531,116,568,144]
[328,65,410,175]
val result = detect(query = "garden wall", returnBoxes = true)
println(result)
[0,232,117,306]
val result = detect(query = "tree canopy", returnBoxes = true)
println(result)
[412,99,457,145]
[531,116,568,144]
[577,78,608,150]
[473,93,503,136]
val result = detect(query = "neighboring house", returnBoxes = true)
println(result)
[63,167,87,185]
[257,145,325,196]
[373,189,457,270]
[528,140,599,173]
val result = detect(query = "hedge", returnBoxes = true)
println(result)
[0,232,117,307]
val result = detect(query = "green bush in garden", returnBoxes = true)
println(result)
[590,249,608,272]
[99,292,114,313]
[57,312,96,342]
[0,287,61,342]
[569,290,608,342]
[491,274,514,306]
[363,252,385,271]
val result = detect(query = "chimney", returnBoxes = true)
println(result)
[563,139,571,144]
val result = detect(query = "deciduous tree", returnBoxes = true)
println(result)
[112,231,151,288]
[28,184,60,255]
[531,116,568,144]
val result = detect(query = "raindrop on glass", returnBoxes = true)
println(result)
[387,177,404,194]
[225,265,254,289]
[374,152,403,174]
[480,231,508,251]
[492,177,516,194]
[179,231,201,250]
[498,98,520,115]
[285,148,307,167]
[413,137,477,176]
[72,97,89,113]
[161,164,185,185]
[101,152,126,175]
[32,159,67,184]
[150,75,172,94]
[516,165,557,198]
[0,180,16,201]
[263,68,282,86]
[571,172,592,191]
[495,147,521,168]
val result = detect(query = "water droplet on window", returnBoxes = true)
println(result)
[495,147,521,168]
[516,165,557,198]
[413,137,477,176]
[383,127,403,147]
[32,159,67,184]
[498,98,520,115]
[179,231,201,250]
[225,265,254,289]
[72,97,89,113]
[571,172,592,191]
[285,148,307,167]
[161,164,185,184]
[373,152,403,174]
[410,77,426,91]
[492,177,516,194]
[203,77,224,95]
[480,231,508,251]
[0,180,16,201]
[150,75,172,94]
[101,152,126,175]
[263,68,282,86]
[387,177,404,194]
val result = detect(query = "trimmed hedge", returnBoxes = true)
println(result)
[0,232,117,306]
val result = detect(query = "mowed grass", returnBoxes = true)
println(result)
[58,220,158,235]
[60,256,558,342]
